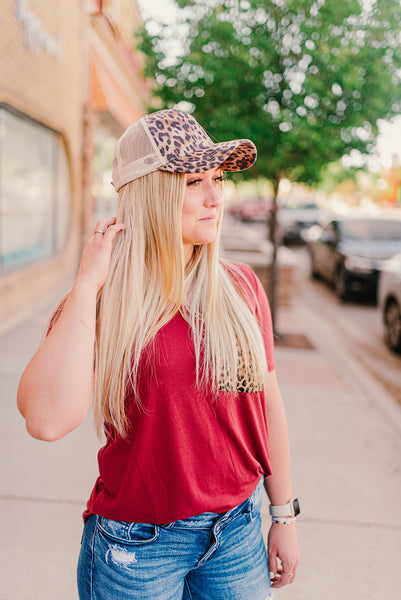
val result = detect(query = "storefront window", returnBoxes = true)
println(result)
[92,131,119,224]
[0,106,71,270]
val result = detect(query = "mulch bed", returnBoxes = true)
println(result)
[274,333,315,350]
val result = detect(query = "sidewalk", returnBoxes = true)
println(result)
[1,291,400,599]
[272,300,401,599]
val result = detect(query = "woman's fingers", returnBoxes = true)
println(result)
[268,523,299,589]
[268,546,278,581]
[92,218,125,241]
[103,222,126,238]
[93,216,118,232]
[271,562,298,588]
[77,218,125,291]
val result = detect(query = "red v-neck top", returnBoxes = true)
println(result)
[84,263,275,524]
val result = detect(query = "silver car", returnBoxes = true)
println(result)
[277,200,327,244]
[378,254,401,353]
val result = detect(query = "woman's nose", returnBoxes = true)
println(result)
[203,184,222,207]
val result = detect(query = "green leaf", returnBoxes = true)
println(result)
[136,0,401,184]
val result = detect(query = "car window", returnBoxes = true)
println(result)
[282,201,319,210]
[340,220,401,241]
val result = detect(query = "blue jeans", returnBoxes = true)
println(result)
[77,477,272,599]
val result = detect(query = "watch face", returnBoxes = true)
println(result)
[293,498,300,516]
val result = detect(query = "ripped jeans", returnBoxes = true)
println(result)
[77,477,272,600]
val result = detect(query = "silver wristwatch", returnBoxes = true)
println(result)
[269,497,300,518]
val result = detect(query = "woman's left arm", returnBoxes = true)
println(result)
[263,368,300,588]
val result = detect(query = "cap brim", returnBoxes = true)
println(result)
[158,139,257,174]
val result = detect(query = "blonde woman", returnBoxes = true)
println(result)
[17,109,300,600]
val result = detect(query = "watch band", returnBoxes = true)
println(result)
[269,497,300,518]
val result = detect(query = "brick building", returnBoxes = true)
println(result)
[0,0,149,331]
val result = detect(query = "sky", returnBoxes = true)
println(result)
[137,0,177,23]
[136,0,401,172]
[374,118,401,170]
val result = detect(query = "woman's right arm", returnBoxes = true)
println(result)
[17,218,125,441]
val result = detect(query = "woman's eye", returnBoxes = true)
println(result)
[187,179,201,186]
[187,174,225,187]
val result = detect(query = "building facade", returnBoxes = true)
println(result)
[86,0,149,228]
[0,0,149,331]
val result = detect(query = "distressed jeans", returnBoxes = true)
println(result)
[77,477,272,600]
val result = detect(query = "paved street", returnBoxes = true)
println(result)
[292,245,401,407]
[1,223,401,599]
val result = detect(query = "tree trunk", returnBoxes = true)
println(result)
[268,176,280,334]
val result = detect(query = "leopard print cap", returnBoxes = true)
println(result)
[144,109,257,174]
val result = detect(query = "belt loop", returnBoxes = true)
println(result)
[249,492,255,521]
[249,477,263,520]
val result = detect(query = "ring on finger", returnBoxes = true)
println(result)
[283,573,293,577]
[94,229,106,235]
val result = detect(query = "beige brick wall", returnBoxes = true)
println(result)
[0,0,86,329]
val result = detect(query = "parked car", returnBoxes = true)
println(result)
[378,254,401,353]
[227,197,270,222]
[306,216,401,301]
[277,200,326,244]
[239,197,271,222]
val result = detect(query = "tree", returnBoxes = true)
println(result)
[138,0,401,326]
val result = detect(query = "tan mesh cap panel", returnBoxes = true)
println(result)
[112,119,166,191]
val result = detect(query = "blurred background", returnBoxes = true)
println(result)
[1,1,401,598]
[1,0,401,347]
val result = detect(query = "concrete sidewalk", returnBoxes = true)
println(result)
[1,292,400,599]
[273,301,401,599]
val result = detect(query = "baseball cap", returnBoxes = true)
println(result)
[112,109,257,191]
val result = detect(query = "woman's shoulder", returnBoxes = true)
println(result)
[221,260,260,292]
[221,260,271,318]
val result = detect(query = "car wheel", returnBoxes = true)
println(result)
[335,266,349,301]
[384,300,401,353]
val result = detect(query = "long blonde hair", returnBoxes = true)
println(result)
[94,170,268,437]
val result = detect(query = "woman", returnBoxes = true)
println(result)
[18,109,300,599]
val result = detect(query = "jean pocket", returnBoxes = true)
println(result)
[247,477,264,521]
[97,516,160,545]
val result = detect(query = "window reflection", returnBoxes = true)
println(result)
[0,107,71,270]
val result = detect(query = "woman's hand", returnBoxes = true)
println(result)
[76,217,125,292]
[268,522,300,588]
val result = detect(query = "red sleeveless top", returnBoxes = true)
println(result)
[84,263,275,524]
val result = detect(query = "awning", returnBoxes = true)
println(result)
[90,50,143,129]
